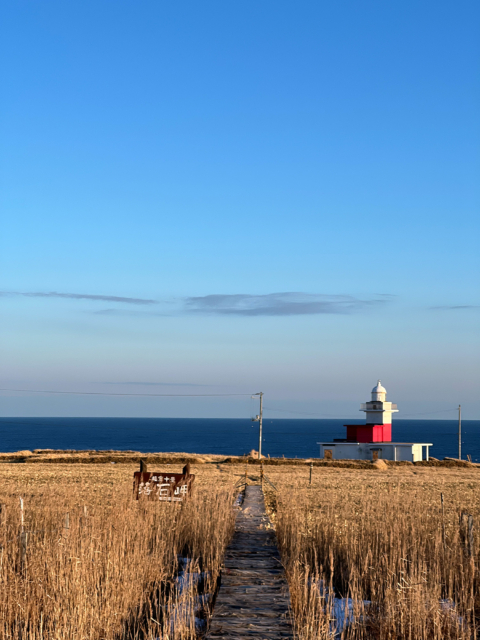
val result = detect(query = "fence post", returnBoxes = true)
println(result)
[260,463,264,489]
[18,497,27,571]
[245,461,248,486]
[309,462,313,486]
[460,511,466,551]
[19,497,24,534]
[64,512,70,531]
[440,493,446,555]
[468,515,474,559]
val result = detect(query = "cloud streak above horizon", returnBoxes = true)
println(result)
[0,291,156,305]
[103,381,210,387]
[183,292,390,316]
[430,305,480,310]
[1,290,394,316]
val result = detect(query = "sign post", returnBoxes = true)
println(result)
[133,463,195,502]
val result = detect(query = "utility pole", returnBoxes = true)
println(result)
[458,404,462,460]
[259,392,263,459]
[251,392,264,459]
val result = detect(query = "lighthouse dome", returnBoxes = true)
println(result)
[371,380,387,401]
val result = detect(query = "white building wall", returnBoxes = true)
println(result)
[365,411,393,425]
[318,442,431,462]
[393,445,414,462]
[412,444,423,462]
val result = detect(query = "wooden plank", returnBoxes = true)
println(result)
[207,486,293,639]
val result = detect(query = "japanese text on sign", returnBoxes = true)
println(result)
[133,472,195,502]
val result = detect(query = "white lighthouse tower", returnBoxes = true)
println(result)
[317,380,432,462]
[359,380,399,441]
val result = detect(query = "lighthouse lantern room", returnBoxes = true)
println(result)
[317,381,432,462]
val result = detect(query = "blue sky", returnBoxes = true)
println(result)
[1,0,479,418]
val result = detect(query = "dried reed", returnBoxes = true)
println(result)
[0,478,235,640]
[274,475,479,639]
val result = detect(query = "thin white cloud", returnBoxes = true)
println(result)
[430,305,480,310]
[0,291,156,305]
[183,292,390,316]
[2,290,394,316]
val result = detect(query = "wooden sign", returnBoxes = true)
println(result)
[133,471,195,502]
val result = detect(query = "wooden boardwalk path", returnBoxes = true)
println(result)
[207,485,293,639]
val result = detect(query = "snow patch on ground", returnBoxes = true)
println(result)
[158,557,213,637]
[309,579,370,637]
[310,580,463,637]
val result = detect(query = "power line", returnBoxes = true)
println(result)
[0,388,252,398]
[265,405,461,419]
[399,408,458,418]
[0,390,463,418]
[264,406,346,418]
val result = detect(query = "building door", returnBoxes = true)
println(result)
[371,449,382,461]
[324,449,333,460]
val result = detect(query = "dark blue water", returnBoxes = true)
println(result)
[0,418,478,461]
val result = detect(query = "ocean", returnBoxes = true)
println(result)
[0,418,477,461]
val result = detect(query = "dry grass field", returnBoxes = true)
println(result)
[0,460,478,639]
[0,462,239,640]
[263,464,480,639]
